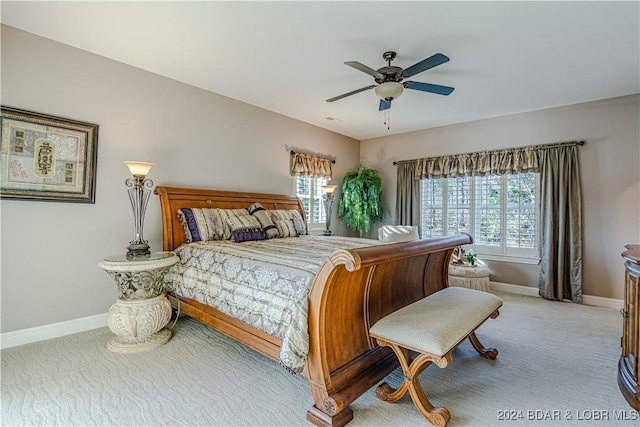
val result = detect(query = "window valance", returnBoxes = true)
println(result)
[397,140,583,179]
[290,151,333,179]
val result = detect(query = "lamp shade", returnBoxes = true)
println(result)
[322,184,338,194]
[124,161,154,177]
[374,82,404,100]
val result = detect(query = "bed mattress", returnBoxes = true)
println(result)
[163,235,379,373]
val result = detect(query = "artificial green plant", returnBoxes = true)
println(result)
[338,164,385,237]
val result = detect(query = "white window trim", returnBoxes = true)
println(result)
[474,252,541,265]
[420,173,540,264]
[473,173,540,260]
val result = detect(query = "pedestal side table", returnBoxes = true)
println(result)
[98,252,179,353]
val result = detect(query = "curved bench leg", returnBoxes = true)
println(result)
[468,332,498,360]
[468,310,500,360]
[375,339,452,427]
[408,371,451,427]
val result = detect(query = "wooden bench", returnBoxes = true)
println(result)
[369,287,503,427]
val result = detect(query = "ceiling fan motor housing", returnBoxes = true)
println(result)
[374,66,403,84]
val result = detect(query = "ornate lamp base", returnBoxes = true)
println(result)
[322,229,333,236]
[107,294,172,353]
[127,242,151,257]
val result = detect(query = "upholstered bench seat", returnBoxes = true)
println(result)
[370,287,502,357]
[369,287,503,427]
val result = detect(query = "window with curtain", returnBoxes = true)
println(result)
[420,172,539,263]
[295,176,328,230]
[289,151,333,231]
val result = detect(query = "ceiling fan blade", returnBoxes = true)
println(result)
[379,99,392,111]
[404,81,455,96]
[326,85,376,102]
[344,61,385,80]
[400,53,450,79]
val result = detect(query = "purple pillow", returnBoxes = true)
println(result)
[231,227,266,243]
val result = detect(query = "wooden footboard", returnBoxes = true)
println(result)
[305,233,472,426]
[154,186,472,426]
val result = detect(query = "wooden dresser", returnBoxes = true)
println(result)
[620,244,640,409]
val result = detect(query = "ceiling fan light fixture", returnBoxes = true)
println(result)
[375,82,404,100]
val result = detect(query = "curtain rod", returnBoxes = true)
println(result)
[290,150,336,164]
[392,140,585,165]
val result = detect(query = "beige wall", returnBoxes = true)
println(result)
[361,94,640,300]
[0,26,360,333]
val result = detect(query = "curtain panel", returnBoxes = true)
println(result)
[538,145,583,303]
[290,152,332,178]
[395,161,421,231]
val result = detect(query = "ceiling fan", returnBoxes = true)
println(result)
[326,51,455,111]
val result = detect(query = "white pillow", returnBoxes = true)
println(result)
[378,225,419,242]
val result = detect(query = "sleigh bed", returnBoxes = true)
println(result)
[155,185,472,426]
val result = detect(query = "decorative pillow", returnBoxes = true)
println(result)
[247,202,279,239]
[216,208,253,240]
[177,208,223,242]
[177,207,252,242]
[269,209,307,236]
[230,226,266,243]
[273,219,298,238]
[226,216,265,242]
[226,214,261,231]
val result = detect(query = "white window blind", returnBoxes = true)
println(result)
[474,175,502,247]
[505,174,537,249]
[446,177,471,236]
[421,179,444,237]
[421,172,539,261]
[296,176,328,229]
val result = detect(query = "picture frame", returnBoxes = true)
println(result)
[1,106,99,203]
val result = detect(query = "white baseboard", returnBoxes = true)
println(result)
[0,313,108,350]
[490,281,623,311]
[581,294,624,311]
[490,281,539,296]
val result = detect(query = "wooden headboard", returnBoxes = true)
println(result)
[154,186,306,251]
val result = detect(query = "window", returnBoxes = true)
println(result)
[295,176,328,230]
[421,173,539,263]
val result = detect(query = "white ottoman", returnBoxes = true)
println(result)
[448,264,491,292]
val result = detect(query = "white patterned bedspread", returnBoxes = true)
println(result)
[163,235,380,373]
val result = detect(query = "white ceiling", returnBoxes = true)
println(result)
[2,1,639,141]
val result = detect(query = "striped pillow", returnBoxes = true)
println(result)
[177,208,252,242]
[274,219,298,238]
[216,209,253,240]
[226,214,261,231]
[247,203,279,239]
[269,209,307,236]
[177,208,222,242]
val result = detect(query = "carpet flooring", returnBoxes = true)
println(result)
[1,291,638,426]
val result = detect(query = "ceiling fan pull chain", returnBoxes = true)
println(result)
[383,109,391,130]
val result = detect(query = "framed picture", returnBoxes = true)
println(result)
[1,106,98,203]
